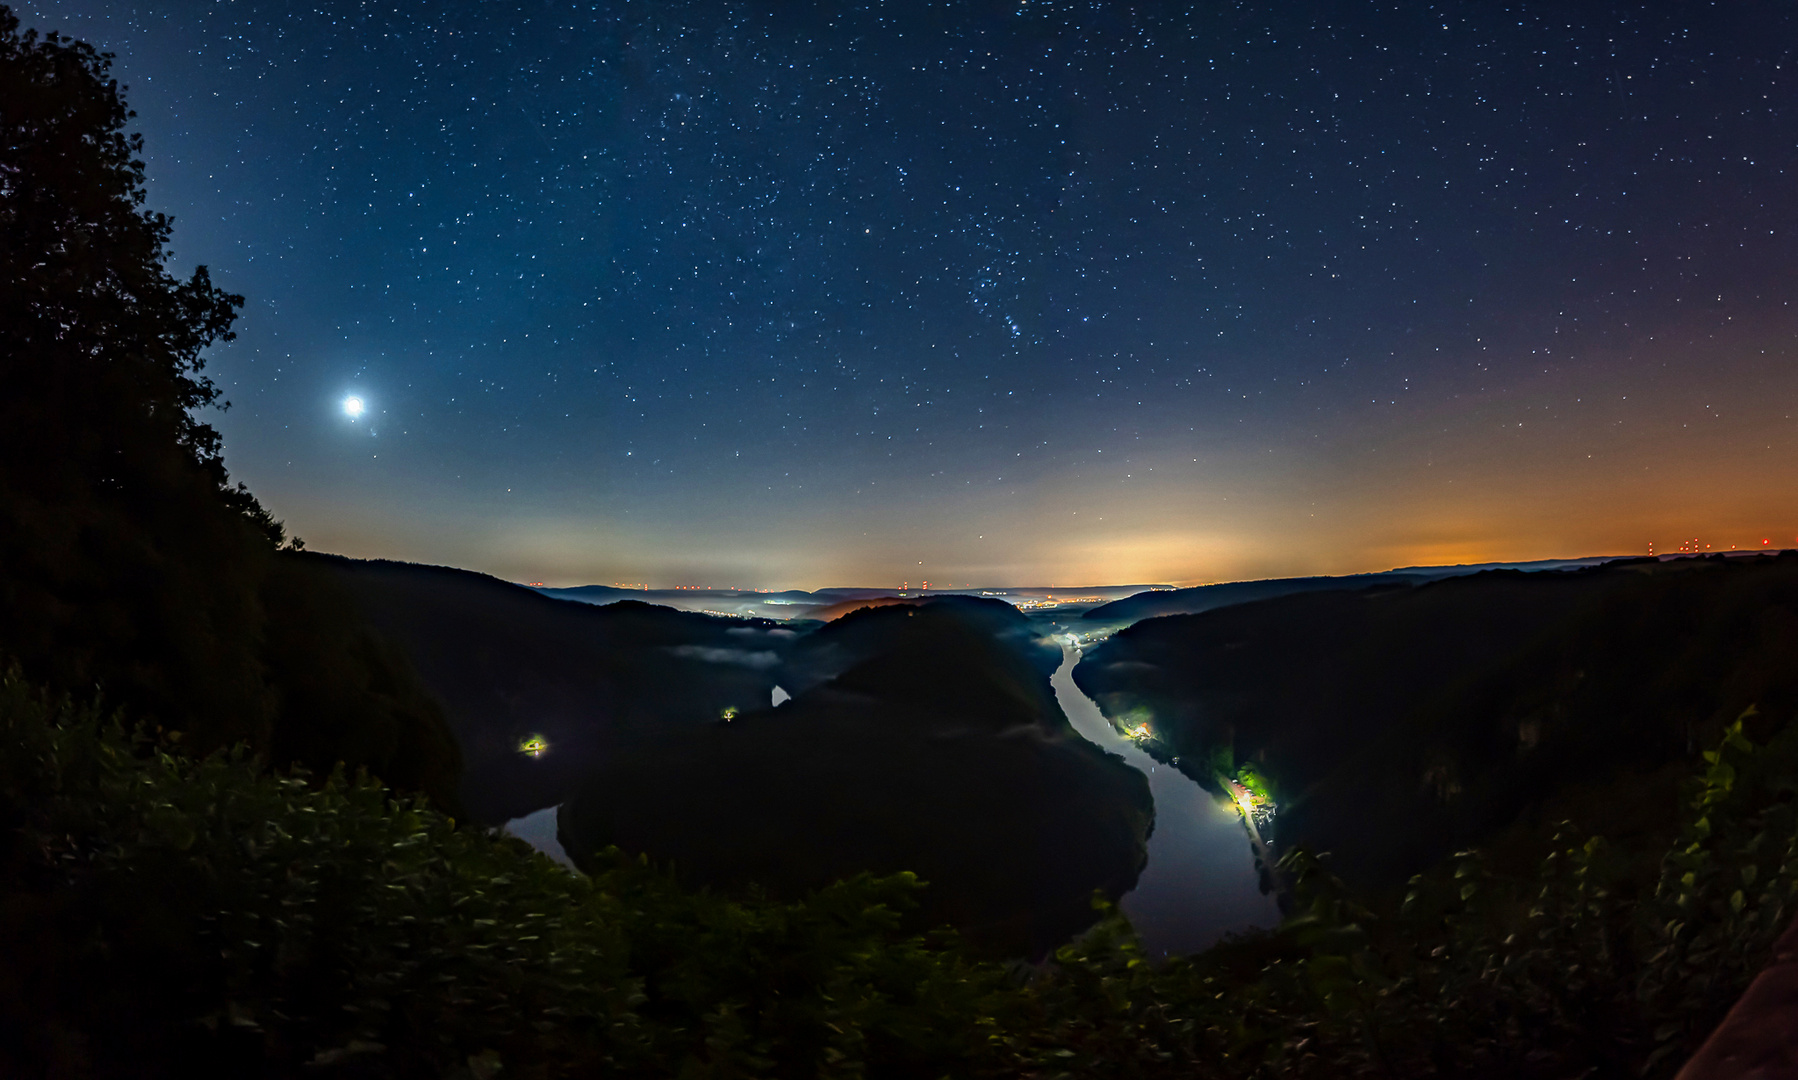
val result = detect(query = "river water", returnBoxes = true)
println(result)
[1051,644,1280,957]
[503,804,574,867]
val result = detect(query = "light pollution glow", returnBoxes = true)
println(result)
[288,322,1798,591]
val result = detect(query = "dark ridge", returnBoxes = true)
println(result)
[559,595,1151,958]
[1084,558,1632,624]
[1082,573,1423,623]
[779,594,1061,697]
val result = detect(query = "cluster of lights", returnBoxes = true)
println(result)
[517,735,549,758]
[1664,537,1792,555]
[1223,776,1276,828]
[1016,595,1106,610]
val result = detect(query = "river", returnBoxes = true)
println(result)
[1051,644,1280,957]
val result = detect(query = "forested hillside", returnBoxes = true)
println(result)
[559,597,1154,958]
[1076,554,1798,894]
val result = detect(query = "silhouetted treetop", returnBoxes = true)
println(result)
[0,6,244,498]
[0,6,459,808]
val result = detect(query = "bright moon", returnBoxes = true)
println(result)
[342,395,366,419]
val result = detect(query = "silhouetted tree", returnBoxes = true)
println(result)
[0,6,460,807]
[0,5,276,743]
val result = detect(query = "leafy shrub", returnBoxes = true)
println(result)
[0,671,1016,1078]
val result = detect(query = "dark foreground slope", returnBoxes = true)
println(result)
[560,597,1152,957]
[306,554,792,823]
[1076,553,1798,893]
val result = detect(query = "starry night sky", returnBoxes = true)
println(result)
[22,1,1798,588]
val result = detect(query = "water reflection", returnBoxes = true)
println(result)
[503,806,576,869]
[1051,645,1280,958]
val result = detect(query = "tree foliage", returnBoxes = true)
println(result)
[0,6,460,807]
[0,671,1017,1077]
[0,4,269,744]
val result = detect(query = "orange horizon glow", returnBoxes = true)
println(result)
[276,316,1798,592]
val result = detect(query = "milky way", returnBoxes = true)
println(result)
[23,1,1798,586]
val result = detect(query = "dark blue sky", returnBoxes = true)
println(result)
[25,1,1798,586]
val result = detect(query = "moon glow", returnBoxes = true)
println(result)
[342,395,366,419]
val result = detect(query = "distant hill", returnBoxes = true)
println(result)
[534,583,1176,622]
[805,595,924,621]
[775,595,1064,711]
[1074,553,1798,895]
[1081,558,1626,624]
[810,587,901,600]
[532,584,651,603]
[559,596,1151,958]
[537,584,821,605]
[535,584,831,620]
[1082,573,1425,624]
[309,554,791,824]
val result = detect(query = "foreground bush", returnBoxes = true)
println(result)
[3,665,1794,1078]
[0,672,1019,1078]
